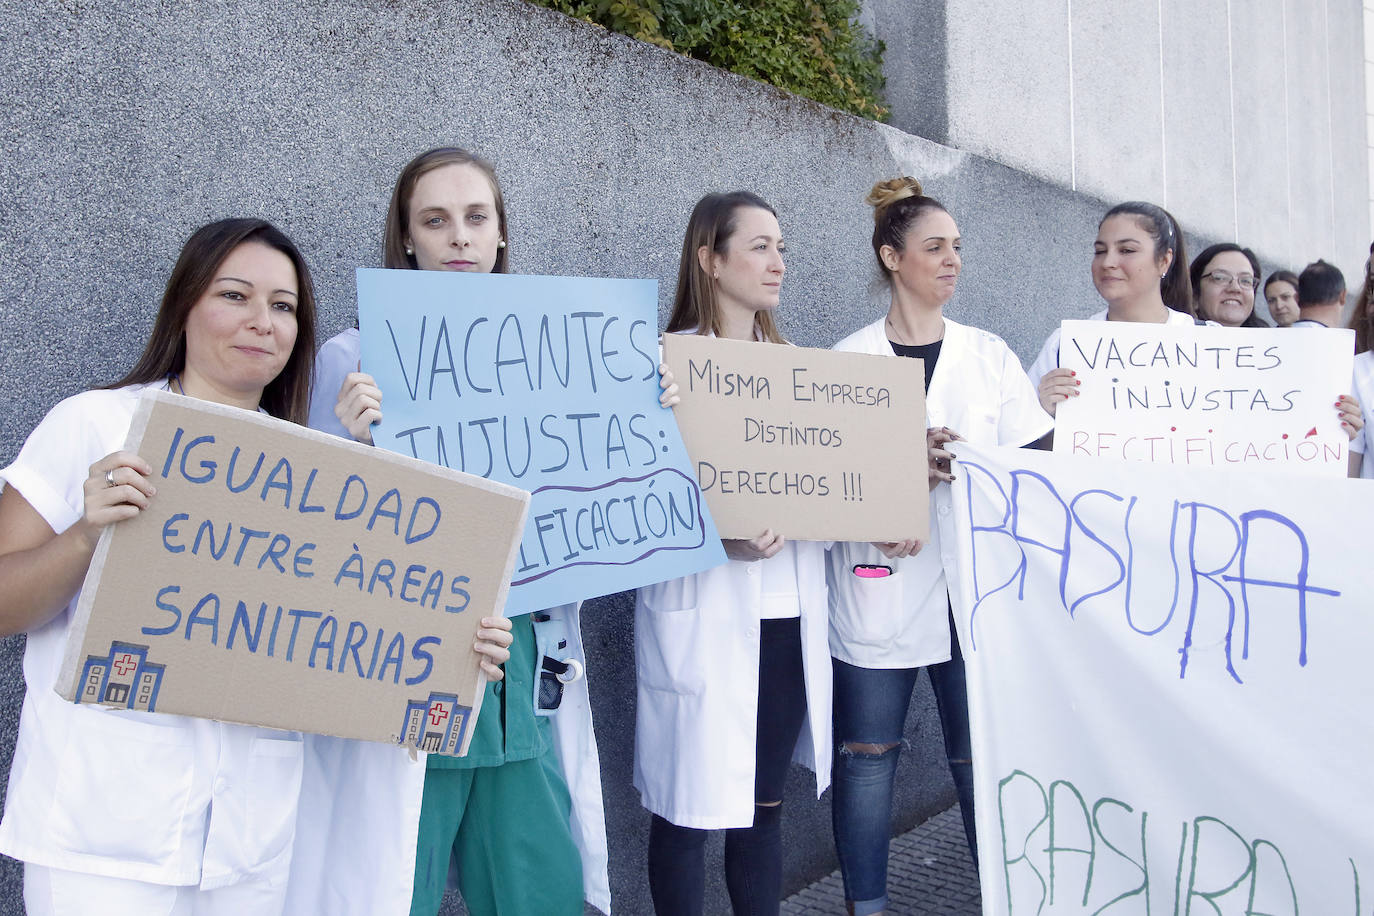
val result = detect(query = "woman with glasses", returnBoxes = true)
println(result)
[1190,243,1270,328]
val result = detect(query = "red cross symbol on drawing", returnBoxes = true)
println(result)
[113,654,137,676]
[428,703,449,727]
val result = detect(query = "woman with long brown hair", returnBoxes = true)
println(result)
[0,218,318,914]
[635,191,838,916]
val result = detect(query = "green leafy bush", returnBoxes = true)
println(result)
[533,0,888,121]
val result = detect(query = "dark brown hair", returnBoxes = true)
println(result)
[108,218,317,424]
[1101,201,1194,316]
[866,176,949,281]
[383,147,508,273]
[665,191,785,343]
[1349,247,1374,353]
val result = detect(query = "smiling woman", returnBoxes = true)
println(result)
[1190,243,1269,329]
[0,218,319,914]
[1027,200,1196,419]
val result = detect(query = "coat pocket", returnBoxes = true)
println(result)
[827,544,908,652]
[49,708,197,866]
[242,735,305,873]
[635,583,707,696]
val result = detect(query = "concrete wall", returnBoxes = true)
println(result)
[867,0,1373,291]
[0,0,1264,912]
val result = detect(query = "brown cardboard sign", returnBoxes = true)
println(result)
[57,390,529,757]
[663,334,929,541]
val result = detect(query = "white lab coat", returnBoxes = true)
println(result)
[827,317,1052,669]
[633,541,832,829]
[283,602,610,915]
[297,331,612,914]
[0,385,305,903]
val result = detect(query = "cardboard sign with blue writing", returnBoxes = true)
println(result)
[57,390,529,757]
[662,333,929,541]
[1055,320,1355,476]
[357,268,726,615]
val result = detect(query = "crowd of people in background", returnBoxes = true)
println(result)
[0,146,1369,916]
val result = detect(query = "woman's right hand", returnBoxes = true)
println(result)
[473,616,515,680]
[658,363,680,409]
[1037,367,1079,416]
[78,451,156,548]
[723,529,784,562]
[336,370,383,445]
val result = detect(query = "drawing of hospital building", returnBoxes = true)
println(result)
[401,692,471,756]
[77,641,165,712]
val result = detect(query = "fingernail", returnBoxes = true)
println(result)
[1070,371,1076,376]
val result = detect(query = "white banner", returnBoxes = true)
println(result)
[1054,321,1354,477]
[949,442,1374,914]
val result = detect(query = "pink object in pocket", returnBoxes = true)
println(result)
[852,564,892,578]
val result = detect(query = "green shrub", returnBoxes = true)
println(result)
[533,0,888,121]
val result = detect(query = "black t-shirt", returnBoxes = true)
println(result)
[890,339,942,392]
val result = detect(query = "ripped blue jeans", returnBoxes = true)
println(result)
[830,622,977,914]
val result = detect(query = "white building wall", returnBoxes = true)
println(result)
[871,0,1371,284]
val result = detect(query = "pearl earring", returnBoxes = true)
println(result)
[498,240,507,249]
[406,246,414,255]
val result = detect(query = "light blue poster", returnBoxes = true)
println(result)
[357,268,726,616]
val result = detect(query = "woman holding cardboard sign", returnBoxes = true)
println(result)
[314,147,612,916]
[826,178,1051,915]
[636,191,853,916]
[0,218,328,914]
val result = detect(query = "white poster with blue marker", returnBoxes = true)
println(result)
[949,442,1374,912]
[357,268,726,615]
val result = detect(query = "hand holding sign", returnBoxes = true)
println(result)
[1054,320,1357,476]
[60,391,530,756]
[357,269,726,614]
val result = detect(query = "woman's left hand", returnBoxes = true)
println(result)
[473,615,514,680]
[872,539,922,559]
[658,363,679,409]
[1338,394,1364,441]
[928,426,963,490]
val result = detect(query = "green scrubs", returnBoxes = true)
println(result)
[409,616,583,916]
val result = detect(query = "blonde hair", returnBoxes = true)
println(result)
[665,191,786,343]
[866,176,946,282]
[865,176,924,218]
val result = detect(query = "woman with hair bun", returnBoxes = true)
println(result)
[826,178,1051,915]
[636,191,835,916]
[1028,200,1196,413]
